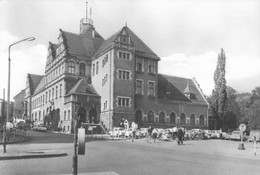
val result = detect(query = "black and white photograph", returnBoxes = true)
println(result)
[0,0,260,174]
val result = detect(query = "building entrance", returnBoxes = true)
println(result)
[78,107,86,123]
[89,108,97,123]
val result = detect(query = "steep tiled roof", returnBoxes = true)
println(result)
[158,74,207,105]
[33,76,45,95]
[126,27,159,60]
[94,26,159,60]
[62,28,104,58]
[158,74,191,103]
[65,77,80,94]
[94,30,120,57]
[66,78,99,96]
[28,74,44,95]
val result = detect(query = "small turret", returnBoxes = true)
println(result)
[184,80,193,99]
[80,2,94,34]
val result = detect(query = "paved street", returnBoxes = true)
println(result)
[1,130,260,175]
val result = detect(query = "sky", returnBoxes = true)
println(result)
[0,0,260,100]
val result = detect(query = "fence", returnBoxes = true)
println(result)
[0,128,28,143]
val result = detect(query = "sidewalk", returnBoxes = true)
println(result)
[0,149,67,160]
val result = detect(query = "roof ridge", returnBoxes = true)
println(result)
[28,73,44,77]
[158,73,192,80]
[61,29,80,36]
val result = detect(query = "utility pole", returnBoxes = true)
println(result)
[72,115,79,175]
[3,89,6,153]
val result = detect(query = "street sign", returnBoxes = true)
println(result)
[239,123,246,132]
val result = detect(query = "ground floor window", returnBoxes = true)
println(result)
[147,111,154,122]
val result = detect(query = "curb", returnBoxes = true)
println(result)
[0,150,67,160]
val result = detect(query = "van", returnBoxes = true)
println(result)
[248,130,260,142]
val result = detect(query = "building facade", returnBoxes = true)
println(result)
[13,89,25,120]
[16,6,208,133]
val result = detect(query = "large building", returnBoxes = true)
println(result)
[18,6,208,133]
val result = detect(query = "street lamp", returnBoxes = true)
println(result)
[4,37,35,153]
[7,37,35,123]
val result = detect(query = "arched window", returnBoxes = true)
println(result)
[159,111,165,123]
[180,113,186,124]
[64,111,67,121]
[190,114,195,125]
[68,61,75,74]
[68,110,70,120]
[135,110,142,122]
[147,111,154,123]
[199,115,205,125]
[170,112,176,124]
[79,63,86,76]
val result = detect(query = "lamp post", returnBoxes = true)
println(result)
[4,37,35,153]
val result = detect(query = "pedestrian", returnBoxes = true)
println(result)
[172,126,178,140]
[119,118,125,128]
[131,121,138,142]
[124,119,129,130]
[177,126,184,145]
[58,121,62,133]
[152,128,158,143]
[147,126,153,143]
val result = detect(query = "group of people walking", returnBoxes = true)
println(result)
[118,118,185,145]
[147,125,185,145]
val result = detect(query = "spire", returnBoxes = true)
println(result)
[80,2,94,34]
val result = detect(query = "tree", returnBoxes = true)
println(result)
[237,87,260,131]
[211,48,228,130]
[225,86,241,130]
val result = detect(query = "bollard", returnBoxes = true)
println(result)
[254,136,257,156]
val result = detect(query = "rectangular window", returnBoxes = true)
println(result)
[56,86,58,99]
[117,96,131,107]
[46,92,48,103]
[96,61,99,74]
[52,88,54,100]
[49,90,51,102]
[93,63,95,76]
[43,95,45,104]
[136,58,143,72]
[148,60,155,74]
[148,81,155,96]
[118,51,131,60]
[136,80,143,95]
[60,84,62,97]
[117,69,131,80]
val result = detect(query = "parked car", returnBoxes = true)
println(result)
[222,132,231,140]
[38,124,47,132]
[203,130,212,139]
[211,130,220,139]
[33,124,47,132]
[16,121,26,129]
[108,127,125,137]
[248,130,260,142]
[14,119,26,127]
[230,130,241,141]
[139,128,148,137]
